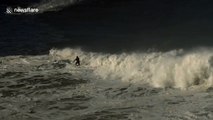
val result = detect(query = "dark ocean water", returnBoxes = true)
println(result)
[1,0,213,56]
[0,1,213,120]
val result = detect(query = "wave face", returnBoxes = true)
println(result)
[1,0,213,56]
[49,48,213,89]
[33,0,85,12]
[1,1,213,119]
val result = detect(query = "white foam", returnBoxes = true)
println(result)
[0,48,213,120]
[50,48,213,89]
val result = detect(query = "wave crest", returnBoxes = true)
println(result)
[33,0,84,12]
[49,48,213,89]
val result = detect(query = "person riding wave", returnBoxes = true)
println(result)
[74,56,80,66]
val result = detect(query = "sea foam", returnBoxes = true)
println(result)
[49,48,213,89]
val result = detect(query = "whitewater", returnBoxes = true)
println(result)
[1,0,213,119]
[0,48,213,120]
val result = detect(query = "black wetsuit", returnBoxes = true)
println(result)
[74,56,80,66]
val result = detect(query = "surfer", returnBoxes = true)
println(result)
[74,56,80,66]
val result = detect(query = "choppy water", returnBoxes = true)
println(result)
[1,1,213,119]
[0,48,213,120]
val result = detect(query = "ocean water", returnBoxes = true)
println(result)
[0,0,213,120]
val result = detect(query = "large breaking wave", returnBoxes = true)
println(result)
[1,47,213,91]
[1,48,213,120]
[50,48,213,90]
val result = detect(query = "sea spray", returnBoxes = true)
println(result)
[49,48,213,89]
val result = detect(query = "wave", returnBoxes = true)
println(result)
[0,0,84,13]
[49,48,213,90]
[32,0,86,13]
